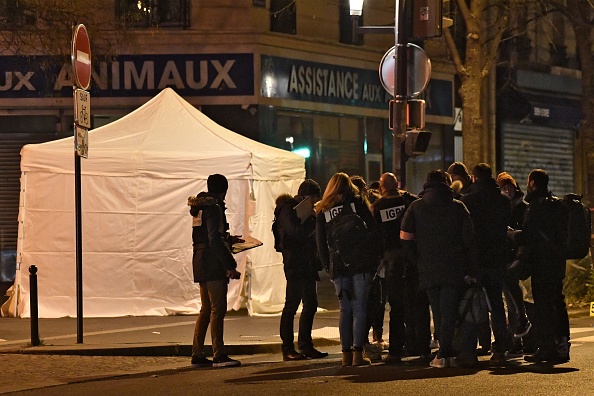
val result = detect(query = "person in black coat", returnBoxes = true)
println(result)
[188,174,241,368]
[510,169,570,364]
[400,169,475,368]
[315,172,377,367]
[497,172,531,355]
[276,179,328,361]
[459,163,512,366]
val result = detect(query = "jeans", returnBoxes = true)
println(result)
[426,284,459,359]
[192,278,228,359]
[333,272,373,351]
[279,277,319,354]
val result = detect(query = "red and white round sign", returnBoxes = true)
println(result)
[71,24,91,90]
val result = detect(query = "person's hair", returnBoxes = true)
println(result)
[350,175,367,193]
[528,168,549,189]
[207,174,228,194]
[426,169,449,184]
[315,172,358,214]
[472,163,492,181]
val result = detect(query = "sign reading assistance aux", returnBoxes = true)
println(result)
[261,55,390,110]
[0,53,254,98]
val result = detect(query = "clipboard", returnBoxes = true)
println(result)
[294,196,314,223]
[231,236,263,254]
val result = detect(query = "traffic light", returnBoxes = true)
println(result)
[405,130,432,156]
[411,0,443,39]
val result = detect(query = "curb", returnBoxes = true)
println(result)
[0,338,341,357]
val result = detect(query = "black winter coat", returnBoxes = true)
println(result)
[461,178,512,269]
[274,194,322,281]
[515,189,566,280]
[400,181,474,290]
[189,192,237,283]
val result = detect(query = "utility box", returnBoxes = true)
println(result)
[411,0,443,39]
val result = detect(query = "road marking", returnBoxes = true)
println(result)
[570,327,593,335]
[572,335,594,343]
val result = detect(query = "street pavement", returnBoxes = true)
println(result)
[0,274,592,394]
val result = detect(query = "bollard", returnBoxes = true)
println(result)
[29,265,40,346]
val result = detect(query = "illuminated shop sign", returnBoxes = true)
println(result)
[261,55,390,109]
[261,55,453,117]
[0,53,254,98]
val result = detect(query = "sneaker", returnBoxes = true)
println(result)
[514,320,532,339]
[191,356,213,368]
[212,355,241,368]
[524,348,557,363]
[283,350,307,361]
[429,356,448,368]
[429,338,439,349]
[505,349,524,358]
[301,348,329,359]
[490,352,507,365]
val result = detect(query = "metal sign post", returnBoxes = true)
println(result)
[71,23,91,344]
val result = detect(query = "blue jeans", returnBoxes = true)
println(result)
[333,272,373,351]
[426,284,459,359]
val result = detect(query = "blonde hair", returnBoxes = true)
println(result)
[315,172,359,214]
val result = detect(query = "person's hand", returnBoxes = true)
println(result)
[464,275,477,284]
[226,269,241,280]
[230,235,245,245]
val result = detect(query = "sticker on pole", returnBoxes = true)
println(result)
[71,24,91,90]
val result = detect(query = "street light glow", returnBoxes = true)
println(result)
[349,0,364,16]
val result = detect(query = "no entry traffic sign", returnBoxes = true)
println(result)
[71,24,91,90]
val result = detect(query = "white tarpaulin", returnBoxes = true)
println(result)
[6,87,305,318]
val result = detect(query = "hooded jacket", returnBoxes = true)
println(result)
[274,193,321,281]
[189,191,237,283]
[400,181,475,290]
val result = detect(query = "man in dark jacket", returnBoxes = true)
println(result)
[400,169,475,368]
[512,169,570,364]
[497,171,531,356]
[277,179,328,361]
[460,163,512,365]
[371,172,429,364]
[448,161,473,198]
[188,174,241,368]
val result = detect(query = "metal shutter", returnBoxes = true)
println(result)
[502,124,575,195]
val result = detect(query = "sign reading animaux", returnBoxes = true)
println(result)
[0,53,254,98]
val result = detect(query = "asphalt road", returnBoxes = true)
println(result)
[5,315,594,396]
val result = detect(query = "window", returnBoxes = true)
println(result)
[0,0,35,26]
[270,0,296,35]
[116,0,189,28]
[339,0,363,45]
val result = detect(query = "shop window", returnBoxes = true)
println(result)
[116,0,190,28]
[270,0,296,35]
[338,0,363,45]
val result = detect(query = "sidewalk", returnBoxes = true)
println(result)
[0,275,343,357]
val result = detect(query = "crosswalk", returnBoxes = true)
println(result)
[570,327,594,343]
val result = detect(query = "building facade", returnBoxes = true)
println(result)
[0,0,458,280]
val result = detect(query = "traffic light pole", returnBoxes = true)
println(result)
[393,0,408,188]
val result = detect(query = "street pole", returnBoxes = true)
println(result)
[393,0,408,187]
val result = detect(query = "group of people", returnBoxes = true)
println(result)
[186,162,571,369]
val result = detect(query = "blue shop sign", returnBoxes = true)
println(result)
[0,53,254,98]
[261,55,452,117]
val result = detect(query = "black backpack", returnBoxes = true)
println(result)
[559,194,592,260]
[328,202,369,270]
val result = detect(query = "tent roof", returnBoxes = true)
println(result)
[21,88,305,180]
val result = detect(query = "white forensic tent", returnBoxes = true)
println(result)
[5,87,305,318]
